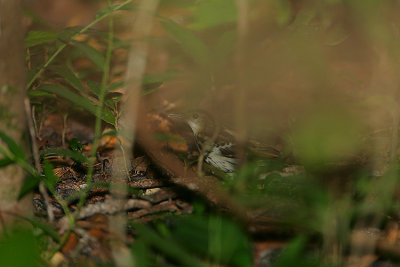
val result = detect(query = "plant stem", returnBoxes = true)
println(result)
[75,0,115,219]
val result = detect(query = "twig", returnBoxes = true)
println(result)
[24,98,55,222]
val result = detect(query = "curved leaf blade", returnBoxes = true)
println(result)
[36,84,115,125]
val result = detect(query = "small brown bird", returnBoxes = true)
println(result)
[169,110,280,173]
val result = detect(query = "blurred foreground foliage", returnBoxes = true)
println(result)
[0,0,399,266]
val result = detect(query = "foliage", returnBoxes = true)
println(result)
[0,0,399,266]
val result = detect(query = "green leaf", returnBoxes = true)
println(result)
[171,215,252,267]
[10,214,60,243]
[18,175,40,199]
[86,80,101,97]
[28,90,54,99]
[36,84,115,125]
[0,228,41,267]
[41,148,88,163]
[25,30,58,48]
[74,42,105,69]
[0,158,14,167]
[275,236,319,267]
[131,239,153,267]
[49,65,85,92]
[132,223,204,267]
[43,160,58,193]
[161,18,209,67]
[0,131,26,161]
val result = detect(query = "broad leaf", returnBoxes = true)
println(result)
[86,80,101,97]
[25,30,58,48]
[0,158,14,167]
[132,223,204,267]
[171,215,253,267]
[50,65,85,92]
[28,90,54,98]
[74,42,105,69]
[0,228,41,267]
[9,213,60,243]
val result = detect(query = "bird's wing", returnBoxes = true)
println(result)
[205,144,237,173]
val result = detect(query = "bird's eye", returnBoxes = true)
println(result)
[192,113,199,119]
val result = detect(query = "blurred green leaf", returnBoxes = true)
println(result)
[86,80,101,97]
[49,65,85,92]
[25,30,58,48]
[131,238,153,267]
[36,84,115,125]
[161,18,209,67]
[74,42,105,69]
[0,157,14,167]
[132,223,204,267]
[0,131,26,161]
[43,160,58,193]
[0,228,42,267]
[9,213,60,243]
[18,175,40,200]
[190,0,237,29]
[275,236,319,267]
[171,215,252,267]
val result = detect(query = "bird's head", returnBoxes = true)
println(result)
[168,110,214,136]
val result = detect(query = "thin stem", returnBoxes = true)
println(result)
[75,0,115,219]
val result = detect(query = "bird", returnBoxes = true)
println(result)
[169,110,237,173]
[169,110,281,173]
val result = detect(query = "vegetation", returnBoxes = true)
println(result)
[1,0,400,266]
